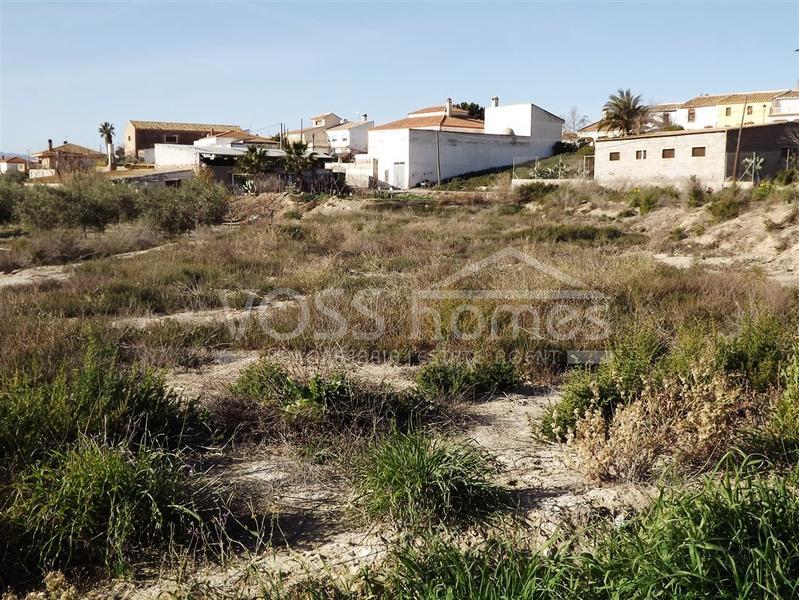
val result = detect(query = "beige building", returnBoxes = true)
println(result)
[124,120,239,159]
[284,113,343,153]
[31,140,105,177]
[0,155,27,174]
[594,123,798,189]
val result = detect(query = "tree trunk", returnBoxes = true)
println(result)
[106,141,114,171]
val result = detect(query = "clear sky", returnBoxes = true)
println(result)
[1,1,798,154]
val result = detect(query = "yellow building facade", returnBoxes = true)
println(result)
[715,92,784,128]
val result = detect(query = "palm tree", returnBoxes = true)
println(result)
[282,140,315,190]
[98,122,115,169]
[599,89,650,136]
[236,146,271,175]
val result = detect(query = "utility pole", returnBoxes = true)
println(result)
[731,96,748,182]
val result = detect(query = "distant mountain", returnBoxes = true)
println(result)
[0,151,32,161]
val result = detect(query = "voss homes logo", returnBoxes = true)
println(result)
[410,247,610,343]
[220,246,611,349]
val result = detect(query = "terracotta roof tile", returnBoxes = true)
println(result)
[33,143,105,158]
[371,115,483,131]
[408,105,469,117]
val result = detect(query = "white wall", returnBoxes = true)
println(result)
[768,97,799,123]
[675,106,717,130]
[367,129,411,188]
[407,130,557,188]
[484,103,564,138]
[153,144,199,168]
[0,162,25,173]
[327,122,372,154]
[594,130,727,188]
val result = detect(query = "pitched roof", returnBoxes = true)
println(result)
[408,105,469,117]
[284,125,328,136]
[0,156,26,163]
[33,143,105,158]
[128,120,239,132]
[778,90,799,99]
[578,119,603,133]
[205,129,278,144]
[681,91,787,108]
[310,112,340,120]
[649,103,680,112]
[721,91,787,104]
[371,115,484,132]
[326,120,374,131]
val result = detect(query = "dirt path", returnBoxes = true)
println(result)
[464,390,650,538]
[0,241,178,291]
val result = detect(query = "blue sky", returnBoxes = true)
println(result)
[1,1,798,154]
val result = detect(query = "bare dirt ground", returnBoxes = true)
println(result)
[96,353,649,597]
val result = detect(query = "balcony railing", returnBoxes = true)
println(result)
[769,105,799,116]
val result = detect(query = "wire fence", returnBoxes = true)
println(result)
[512,155,594,181]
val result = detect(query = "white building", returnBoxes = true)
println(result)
[326,115,373,155]
[769,90,799,123]
[152,129,281,168]
[365,97,563,189]
[285,113,343,153]
[0,155,27,174]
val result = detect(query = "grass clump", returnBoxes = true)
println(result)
[352,431,510,530]
[350,457,799,599]
[707,187,750,221]
[1,438,206,578]
[505,224,634,244]
[0,344,203,472]
[514,182,558,203]
[224,360,430,454]
[415,357,520,402]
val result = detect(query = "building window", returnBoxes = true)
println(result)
[127,135,131,141]
[164,134,178,143]
[662,148,675,159]
[746,105,753,115]
[725,107,732,116]
[635,150,647,160]
[688,109,696,122]
[609,152,620,161]
[692,147,706,157]
[663,113,671,125]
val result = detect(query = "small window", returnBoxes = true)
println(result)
[164,134,178,143]
[663,113,671,125]
[127,135,131,141]
[725,107,732,116]
[609,152,620,161]
[746,105,753,115]
[662,148,675,159]
[692,147,706,157]
[635,150,647,160]
[688,109,696,122]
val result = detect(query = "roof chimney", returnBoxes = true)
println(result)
[63,140,68,145]
[445,98,453,117]
[491,96,499,107]
[361,113,368,122]
[48,139,53,151]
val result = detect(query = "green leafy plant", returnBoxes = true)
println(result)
[415,358,520,402]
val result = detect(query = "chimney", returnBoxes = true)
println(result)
[63,140,68,145]
[361,113,368,122]
[445,98,453,117]
[48,139,53,151]
[491,96,500,107]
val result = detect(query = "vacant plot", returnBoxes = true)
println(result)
[2,180,799,597]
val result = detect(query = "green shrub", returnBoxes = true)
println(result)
[707,187,750,221]
[627,186,677,215]
[757,344,799,460]
[687,175,706,207]
[140,179,229,234]
[540,325,665,441]
[415,358,519,402]
[0,344,202,471]
[775,168,798,186]
[1,438,202,577]
[352,431,510,529]
[505,224,630,244]
[14,185,66,230]
[0,178,26,224]
[715,312,792,391]
[514,182,557,203]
